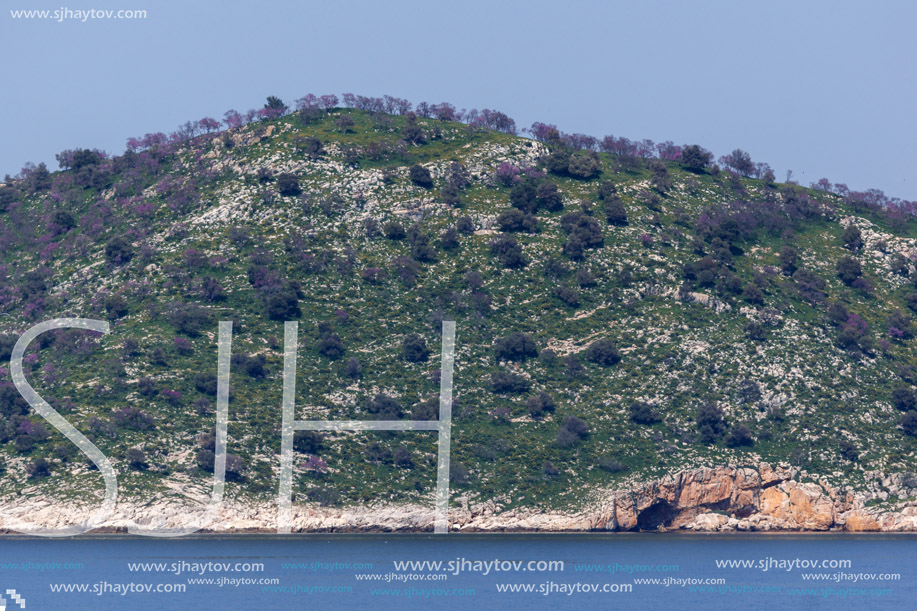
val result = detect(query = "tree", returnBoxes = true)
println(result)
[836,256,862,286]
[719,149,755,177]
[555,416,589,447]
[263,96,288,116]
[629,401,661,424]
[490,235,527,269]
[409,164,434,188]
[696,403,725,444]
[902,411,917,436]
[383,221,406,240]
[604,197,627,225]
[842,224,863,250]
[490,370,531,394]
[105,236,134,266]
[402,334,430,362]
[526,392,555,419]
[276,173,301,196]
[497,208,538,233]
[892,386,916,411]
[317,332,345,360]
[367,394,402,419]
[494,332,538,362]
[726,424,754,447]
[681,145,713,172]
[585,339,621,366]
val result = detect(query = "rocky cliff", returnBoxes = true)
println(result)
[2,463,915,533]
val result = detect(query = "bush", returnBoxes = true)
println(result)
[842,224,863,250]
[681,145,713,172]
[263,284,302,321]
[294,430,323,454]
[27,457,51,479]
[411,397,439,420]
[598,456,628,474]
[604,197,627,225]
[585,339,620,366]
[194,373,218,396]
[456,216,475,234]
[367,394,402,419]
[892,386,916,411]
[901,411,917,436]
[409,164,433,188]
[526,391,555,419]
[836,256,862,286]
[555,285,580,307]
[383,221,406,240]
[696,403,725,444]
[629,401,661,425]
[555,416,589,447]
[726,424,754,447]
[490,235,527,268]
[497,208,538,233]
[345,357,361,379]
[314,331,343,359]
[114,407,154,431]
[105,236,134,266]
[837,439,859,461]
[490,370,531,394]
[744,321,767,341]
[127,448,148,470]
[276,173,301,196]
[167,302,213,337]
[402,334,430,362]
[494,332,538,362]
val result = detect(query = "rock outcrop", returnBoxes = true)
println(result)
[3,464,917,533]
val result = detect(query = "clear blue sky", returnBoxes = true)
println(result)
[1,0,914,199]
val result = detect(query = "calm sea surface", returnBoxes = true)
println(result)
[0,534,914,610]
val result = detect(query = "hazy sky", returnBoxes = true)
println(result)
[1,0,914,199]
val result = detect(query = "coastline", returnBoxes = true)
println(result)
[3,463,917,535]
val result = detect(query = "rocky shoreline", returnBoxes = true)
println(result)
[3,464,916,534]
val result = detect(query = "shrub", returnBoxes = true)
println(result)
[113,407,154,431]
[902,411,917,436]
[526,391,555,419]
[344,357,361,379]
[490,235,527,268]
[555,416,589,447]
[367,394,402,419]
[263,284,301,321]
[604,197,627,225]
[629,401,661,424]
[836,256,862,286]
[127,448,148,470]
[585,339,621,366]
[497,208,538,233]
[294,431,323,454]
[276,173,301,196]
[892,386,916,411]
[490,370,531,394]
[842,224,863,250]
[555,285,580,307]
[681,145,713,172]
[317,332,345,360]
[838,439,859,462]
[383,221,406,240]
[402,334,430,362]
[167,303,213,337]
[194,373,218,396]
[779,246,798,275]
[599,456,628,473]
[494,332,538,362]
[27,457,51,479]
[456,216,475,234]
[726,424,754,447]
[409,164,434,188]
[411,397,439,420]
[439,227,460,250]
[105,236,134,266]
[696,403,725,444]
[744,321,767,341]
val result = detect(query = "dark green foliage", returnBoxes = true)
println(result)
[490,235,527,268]
[555,416,589,447]
[167,303,213,337]
[629,401,662,424]
[105,236,134,266]
[27,457,51,479]
[494,332,538,362]
[726,424,754,447]
[497,208,538,233]
[526,391,555,419]
[842,224,863,250]
[127,448,148,470]
[490,370,531,394]
[276,173,301,196]
[294,431,323,454]
[892,386,916,411]
[604,196,627,225]
[585,338,621,366]
[902,411,917,436]
[696,403,726,444]
[681,145,713,171]
[409,164,433,188]
[836,256,862,285]
[838,439,859,462]
[402,333,430,362]
[383,221,406,240]
[367,394,402,419]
